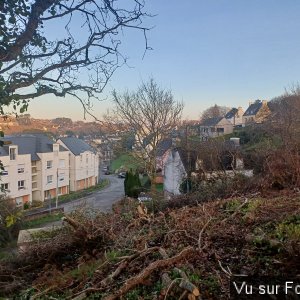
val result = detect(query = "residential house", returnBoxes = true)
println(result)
[243,100,271,124]
[224,107,244,127]
[0,142,32,206]
[199,117,234,141]
[0,134,70,203]
[58,137,99,191]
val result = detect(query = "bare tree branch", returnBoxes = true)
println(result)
[107,78,184,183]
[0,0,151,116]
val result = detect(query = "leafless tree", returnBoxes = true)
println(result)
[108,78,184,184]
[200,104,230,122]
[0,0,151,117]
[268,92,300,145]
[263,90,300,188]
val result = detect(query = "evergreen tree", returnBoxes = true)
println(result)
[124,169,142,198]
[124,171,129,196]
[127,169,135,197]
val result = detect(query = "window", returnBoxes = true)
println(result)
[47,175,53,184]
[18,180,25,190]
[15,197,23,207]
[45,190,51,199]
[59,173,65,181]
[59,159,65,168]
[9,148,16,160]
[58,187,62,195]
[217,128,224,133]
[86,154,88,164]
[1,168,8,176]
[1,183,9,191]
[18,164,25,173]
[46,160,53,169]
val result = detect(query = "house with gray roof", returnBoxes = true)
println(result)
[58,137,99,192]
[199,116,234,140]
[243,100,271,124]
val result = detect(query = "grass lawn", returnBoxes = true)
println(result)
[111,153,141,172]
[23,212,63,229]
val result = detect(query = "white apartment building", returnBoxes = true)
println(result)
[57,137,99,192]
[33,142,70,202]
[1,134,70,204]
[0,143,32,206]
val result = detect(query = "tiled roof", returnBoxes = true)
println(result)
[0,134,67,160]
[200,116,223,127]
[59,137,94,155]
[243,100,263,116]
[176,147,197,172]
[156,139,172,157]
[225,108,238,119]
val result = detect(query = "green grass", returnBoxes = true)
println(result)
[111,153,141,172]
[23,212,63,229]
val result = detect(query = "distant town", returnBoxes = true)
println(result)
[0,99,272,207]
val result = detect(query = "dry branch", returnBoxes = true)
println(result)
[221,198,248,224]
[198,218,212,250]
[62,215,86,231]
[100,246,159,287]
[104,246,195,300]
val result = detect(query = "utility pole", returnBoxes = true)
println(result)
[56,168,58,208]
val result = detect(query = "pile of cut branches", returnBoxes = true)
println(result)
[1,193,300,299]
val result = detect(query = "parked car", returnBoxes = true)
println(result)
[138,192,152,202]
[104,170,111,175]
[118,171,126,178]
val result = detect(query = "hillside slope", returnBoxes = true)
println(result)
[1,193,300,299]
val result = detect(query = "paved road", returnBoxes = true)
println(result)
[63,174,124,213]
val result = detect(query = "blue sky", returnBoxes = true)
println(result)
[29,0,300,120]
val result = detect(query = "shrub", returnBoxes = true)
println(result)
[167,173,258,210]
[124,170,142,198]
[0,197,23,247]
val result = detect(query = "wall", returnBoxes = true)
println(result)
[57,140,100,192]
[164,150,187,195]
[0,147,32,204]
[37,147,70,201]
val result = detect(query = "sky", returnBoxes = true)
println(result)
[28,0,300,121]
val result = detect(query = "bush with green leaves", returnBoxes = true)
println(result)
[0,196,23,247]
[124,169,142,198]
